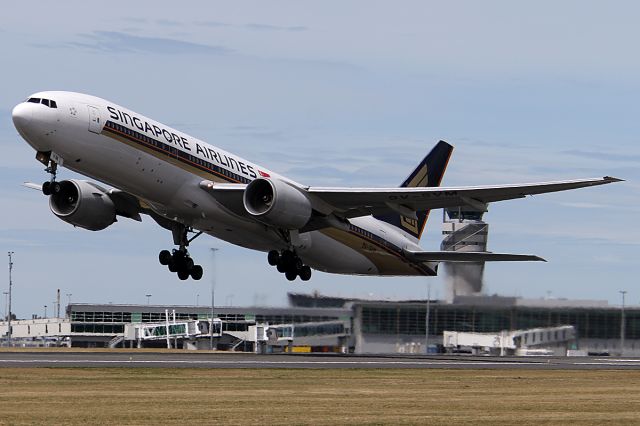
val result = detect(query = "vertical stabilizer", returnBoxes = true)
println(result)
[374,140,453,241]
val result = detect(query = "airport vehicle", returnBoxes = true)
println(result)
[12,91,621,281]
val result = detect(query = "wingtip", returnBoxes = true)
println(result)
[603,176,624,183]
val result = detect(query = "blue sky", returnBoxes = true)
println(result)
[1,1,639,317]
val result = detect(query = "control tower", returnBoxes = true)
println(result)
[441,207,489,303]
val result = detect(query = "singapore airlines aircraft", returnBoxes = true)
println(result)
[12,91,620,282]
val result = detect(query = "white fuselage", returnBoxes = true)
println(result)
[12,91,435,277]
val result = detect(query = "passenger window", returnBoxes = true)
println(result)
[28,98,41,104]
[50,100,57,108]
[41,99,50,107]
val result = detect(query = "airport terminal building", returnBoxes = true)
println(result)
[1,293,638,356]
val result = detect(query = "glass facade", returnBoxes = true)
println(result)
[360,304,640,340]
[68,306,347,339]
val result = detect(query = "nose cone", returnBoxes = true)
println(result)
[12,102,32,135]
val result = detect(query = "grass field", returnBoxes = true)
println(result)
[0,368,639,424]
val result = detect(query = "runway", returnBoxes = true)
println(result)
[1,351,639,369]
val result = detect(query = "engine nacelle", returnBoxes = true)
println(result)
[243,178,312,229]
[49,180,116,231]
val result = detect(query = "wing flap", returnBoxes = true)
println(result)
[198,180,247,216]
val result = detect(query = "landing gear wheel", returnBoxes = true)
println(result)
[42,181,51,196]
[285,269,297,281]
[276,261,287,273]
[168,261,177,273]
[184,257,194,271]
[51,181,61,194]
[159,250,172,265]
[177,269,190,280]
[281,250,295,268]
[299,265,312,281]
[267,250,280,266]
[191,265,203,280]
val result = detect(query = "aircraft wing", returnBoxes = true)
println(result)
[402,249,545,263]
[306,176,622,218]
[199,176,621,225]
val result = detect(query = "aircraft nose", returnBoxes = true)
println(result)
[12,102,32,133]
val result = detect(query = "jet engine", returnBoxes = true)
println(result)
[49,180,116,231]
[243,178,312,229]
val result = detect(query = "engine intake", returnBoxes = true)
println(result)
[243,178,312,229]
[49,180,116,231]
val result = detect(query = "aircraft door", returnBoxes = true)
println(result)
[87,105,102,134]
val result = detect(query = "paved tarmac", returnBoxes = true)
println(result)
[0,351,639,369]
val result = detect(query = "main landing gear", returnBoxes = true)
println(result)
[159,224,203,281]
[268,250,312,282]
[159,249,203,281]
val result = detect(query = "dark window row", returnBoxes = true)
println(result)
[71,311,132,323]
[107,121,250,184]
[255,314,338,324]
[295,322,346,337]
[71,323,124,334]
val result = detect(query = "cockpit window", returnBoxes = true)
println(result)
[26,97,57,108]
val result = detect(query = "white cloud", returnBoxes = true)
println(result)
[1,1,639,314]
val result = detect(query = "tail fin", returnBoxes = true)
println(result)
[374,140,453,241]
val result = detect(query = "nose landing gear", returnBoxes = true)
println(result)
[268,250,312,281]
[159,224,204,281]
[41,157,60,196]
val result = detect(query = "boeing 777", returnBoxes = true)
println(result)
[11,91,621,281]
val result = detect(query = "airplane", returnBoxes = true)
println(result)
[12,91,621,282]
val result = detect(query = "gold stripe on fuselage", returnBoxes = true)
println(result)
[320,227,433,276]
[103,124,240,184]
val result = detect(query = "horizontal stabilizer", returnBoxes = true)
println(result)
[403,249,546,263]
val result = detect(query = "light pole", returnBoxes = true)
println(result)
[2,292,7,321]
[146,294,152,305]
[620,290,627,356]
[196,294,199,306]
[425,282,431,354]
[210,248,218,350]
[43,305,47,319]
[8,251,14,347]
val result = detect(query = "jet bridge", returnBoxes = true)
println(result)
[123,311,222,348]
